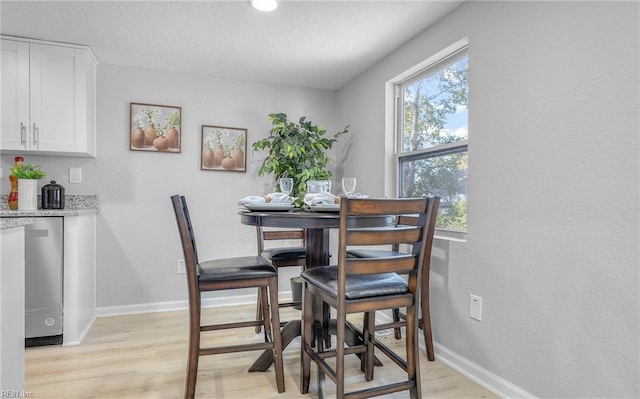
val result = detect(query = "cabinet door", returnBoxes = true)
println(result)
[1,37,96,157]
[0,226,26,392]
[30,43,80,152]
[0,39,29,151]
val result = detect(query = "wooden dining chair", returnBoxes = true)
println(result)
[254,227,307,332]
[171,195,285,398]
[346,200,440,362]
[300,197,438,399]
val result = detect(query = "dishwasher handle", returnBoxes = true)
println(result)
[25,229,49,238]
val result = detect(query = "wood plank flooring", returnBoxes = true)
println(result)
[25,305,499,398]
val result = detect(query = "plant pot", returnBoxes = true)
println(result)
[290,276,303,310]
[18,179,38,211]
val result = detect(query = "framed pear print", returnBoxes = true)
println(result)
[201,125,247,172]
[130,102,182,152]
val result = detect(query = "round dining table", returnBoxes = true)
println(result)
[240,209,393,269]
[239,208,393,372]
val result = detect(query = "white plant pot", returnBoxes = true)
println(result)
[18,179,38,211]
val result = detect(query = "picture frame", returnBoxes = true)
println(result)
[201,125,247,172]
[130,102,182,153]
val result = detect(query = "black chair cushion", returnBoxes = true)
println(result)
[346,249,404,259]
[261,246,306,261]
[300,266,408,300]
[197,256,277,282]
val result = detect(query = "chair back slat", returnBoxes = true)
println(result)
[345,255,417,275]
[256,227,305,253]
[262,230,305,240]
[346,197,429,216]
[346,226,421,247]
[397,215,419,226]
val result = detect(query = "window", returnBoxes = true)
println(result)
[396,49,468,231]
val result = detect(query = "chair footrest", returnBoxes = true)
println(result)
[201,320,263,331]
[374,321,405,331]
[344,381,415,399]
[278,301,301,308]
[200,341,273,356]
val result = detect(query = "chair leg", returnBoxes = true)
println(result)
[260,287,272,343]
[300,285,312,394]
[421,282,435,361]
[315,322,327,398]
[267,278,285,393]
[363,311,375,381]
[421,261,436,361]
[335,306,346,399]
[255,288,263,333]
[360,312,368,373]
[185,303,201,399]
[405,303,421,399]
[392,308,402,339]
[322,301,331,348]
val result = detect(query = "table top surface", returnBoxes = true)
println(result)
[239,209,393,229]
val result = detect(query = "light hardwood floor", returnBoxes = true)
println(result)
[25,305,499,399]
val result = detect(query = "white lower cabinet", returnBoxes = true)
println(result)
[63,214,97,346]
[0,226,26,393]
[0,36,97,157]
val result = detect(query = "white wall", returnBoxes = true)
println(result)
[1,65,340,310]
[337,1,639,398]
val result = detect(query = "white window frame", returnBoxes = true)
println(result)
[385,38,469,242]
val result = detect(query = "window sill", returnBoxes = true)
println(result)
[434,228,467,243]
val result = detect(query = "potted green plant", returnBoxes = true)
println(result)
[10,163,46,211]
[252,113,348,207]
[10,164,46,180]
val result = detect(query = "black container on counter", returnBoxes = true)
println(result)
[41,180,65,209]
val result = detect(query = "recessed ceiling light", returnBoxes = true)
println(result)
[251,0,278,12]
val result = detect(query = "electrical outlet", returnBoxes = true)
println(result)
[176,259,186,274]
[69,167,82,184]
[470,294,482,321]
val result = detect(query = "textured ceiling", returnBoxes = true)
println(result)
[0,1,463,91]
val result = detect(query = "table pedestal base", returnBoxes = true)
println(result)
[248,320,383,372]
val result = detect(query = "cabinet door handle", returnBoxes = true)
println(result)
[33,123,39,145]
[21,123,26,145]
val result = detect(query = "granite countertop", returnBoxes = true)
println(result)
[0,195,99,219]
[1,217,34,230]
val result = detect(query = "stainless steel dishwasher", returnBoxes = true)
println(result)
[24,216,63,346]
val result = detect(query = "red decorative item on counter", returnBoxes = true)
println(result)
[7,156,24,210]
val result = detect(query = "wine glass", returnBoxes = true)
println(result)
[324,180,332,194]
[279,177,294,196]
[341,177,357,197]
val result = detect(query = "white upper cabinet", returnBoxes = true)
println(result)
[1,37,97,157]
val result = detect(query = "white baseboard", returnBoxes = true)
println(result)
[96,292,294,318]
[62,314,96,346]
[434,343,536,399]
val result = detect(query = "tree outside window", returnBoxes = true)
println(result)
[398,52,468,231]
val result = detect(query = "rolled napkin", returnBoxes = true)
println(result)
[238,192,292,206]
[304,192,340,206]
[345,192,370,199]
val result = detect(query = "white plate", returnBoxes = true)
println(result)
[309,204,340,212]
[244,203,294,212]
